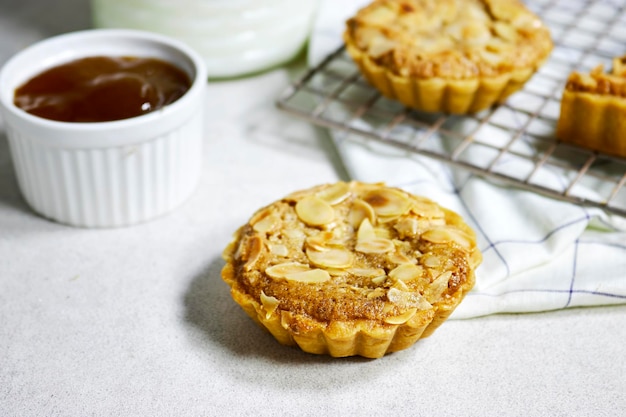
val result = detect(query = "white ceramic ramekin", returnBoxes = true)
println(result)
[0,29,207,228]
[91,0,320,78]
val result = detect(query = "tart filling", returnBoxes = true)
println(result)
[221,182,482,358]
[343,0,553,113]
[556,57,626,158]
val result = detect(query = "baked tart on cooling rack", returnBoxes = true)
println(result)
[557,56,626,159]
[221,182,482,358]
[343,0,553,114]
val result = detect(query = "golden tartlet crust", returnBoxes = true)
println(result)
[556,57,626,158]
[343,0,553,113]
[221,182,482,358]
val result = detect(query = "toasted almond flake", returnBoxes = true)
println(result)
[368,36,397,58]
[268,243,289,257]
[389,263,424,282]
[377,215,401,224]
[479,49,503,66]
[306,248,354,269]
[371,275,387,285]
[392,239,412,249]
[367,288,385,299]
[315,182,351,205]
[349,199,376,229]
[374,227,392,239]
[305,232,335,251]
[422,227,472,249]
[326,268,350,277]
[265,262,310,279]
[295,196,335,226]
[426,271,452,301]
[253,214,280,234]
[355,237,395,254]
[387,288,432,310]
[282,228,305,240]
[243,236,263,271]
[493,21,517,42]
[349,267,386,278]
[384,308,417,324]
[387,252,413,265]
[394,217,419,237]
[357,218,377,241]
[249,207,273,226]
[382,303,395,314]
[424,218,446,228]
[363,188,412,217]
[422,254,443,268]
[260,291,280,319]
[393,279,410,291]
[410,200,444,218]
[285,268,331,283]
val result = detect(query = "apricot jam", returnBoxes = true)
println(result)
[13,56,191,122]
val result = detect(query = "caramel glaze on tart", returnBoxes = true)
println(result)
[221,182,482,358]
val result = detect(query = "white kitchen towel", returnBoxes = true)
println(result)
[308,0,626,318]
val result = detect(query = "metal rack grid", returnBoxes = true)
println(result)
[276,0,626,217]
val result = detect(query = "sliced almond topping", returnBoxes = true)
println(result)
[368,36,397,58]
[249,207,273,226]
[377,215,402,224]
[305,231,336,251]
[387,288,432,310]
[382,303,395,314]
[306,248,354,269]
[394,217,420,238]
[393,279,410,291]
[284,268,331,283]
[425,271,452,301]
[363,188,412,217]
[355,237,395,254]
[268,243,289,257]
[243,236,263,271]
[384,308,417,325]
[493,21,517,42]
[389,263,424,282]
[252,213,280,234]
[424,218,446,228]
[349,267,386,278]
[282,228,305,240]
[356,218,377,241]
[422,227,472,249]
[374,227,392,239]
[371,275,387,285]
[479,49,503,66]
[260,291,280,319]
[367,287,386,299]
[295,196,335,226]
[265,262,310,279]
[421,254,443,268]
[348,198,376,228]
[326,268,350,277]
[410,199,444,218]
[387,252,413,265]
[315,182,351,205]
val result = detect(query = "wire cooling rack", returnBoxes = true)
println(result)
[276,0,626,217]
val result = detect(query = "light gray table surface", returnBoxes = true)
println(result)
[1,1,624,416]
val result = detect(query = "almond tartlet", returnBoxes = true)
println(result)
[221,182,482,358]
[556,56,626,159]
[343,0,553,114]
